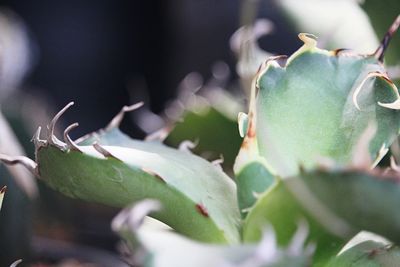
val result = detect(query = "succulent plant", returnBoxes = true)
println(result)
[1,13,400,267]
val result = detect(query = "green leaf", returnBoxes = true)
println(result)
[244,167,400,265]
[242,178,346,267]
[165,89,243,174]
[236,161,275,217]
[298,169,400,243]
[251,34,400,177]
[13,103,241,244]
[112,200,312,267]
[327,241,400,267]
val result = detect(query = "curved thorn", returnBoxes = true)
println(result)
[31,126,47,148]
[63,123,81,151]
[106,102,144,130]
[0,154,37,175]
[378,99,400,110]
[93,142,118,159]
[178,139,198,152]
[10,259,23,267]
[377,76,400,109]
[47,102,74,149]
[352,72,393,110]
[374,15,400,62]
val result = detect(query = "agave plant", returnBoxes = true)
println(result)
[1,15,400,267]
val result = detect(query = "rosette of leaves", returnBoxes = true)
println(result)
[1,15,400,267]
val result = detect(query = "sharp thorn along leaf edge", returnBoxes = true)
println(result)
[32,126,46,148]
[0,154,37,176]
[3,101,147,174]
[352,72,400,111]
[9,259,22,267]
[6,101,241,244]
[374,14,400,62]
[105,102,144,131]
[92,142,118,159]
[63,122,81,151]
[178,139,198,152]
[46,101,74,149]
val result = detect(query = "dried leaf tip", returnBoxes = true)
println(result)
[374,14,400,62]
[106,102,144,130]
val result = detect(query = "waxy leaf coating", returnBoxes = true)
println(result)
[33,105,241,244]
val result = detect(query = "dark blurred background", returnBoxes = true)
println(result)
[0,1,301,265]
[0,0,296,137]
[0,0,400,267]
